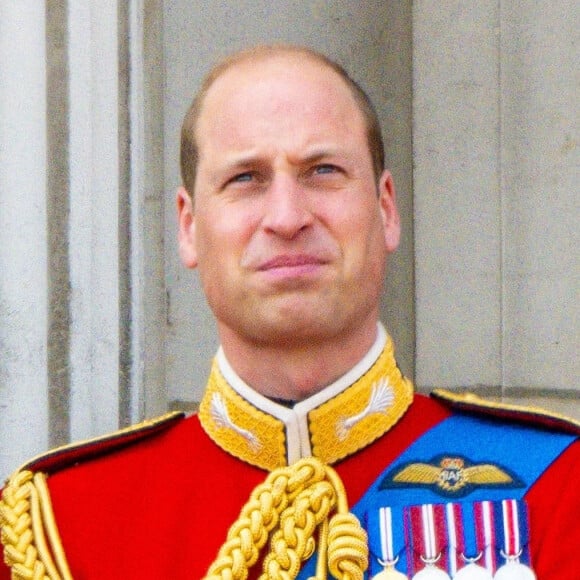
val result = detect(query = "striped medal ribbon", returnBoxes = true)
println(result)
[493,500,536,580]
[409,504,452,580]
[448,502,493,580]
[372,506,408,579]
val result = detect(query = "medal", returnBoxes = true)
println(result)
[454,552,492,580]
[494,561,536,580]
[373,566,409,580]
[454,562,493,579]
[411,563,451,580]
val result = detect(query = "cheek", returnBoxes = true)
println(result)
[341,212,387,272]
[332,199,382,242]
[195,209,256,268]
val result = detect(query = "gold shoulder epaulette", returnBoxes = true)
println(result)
[432,389,580,436]
[1,412,185,579]
[17,411,185,477]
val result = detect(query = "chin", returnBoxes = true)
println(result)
[250,315,351,347]
[239,317,318,343]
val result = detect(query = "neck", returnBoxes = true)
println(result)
[218,321,380,401]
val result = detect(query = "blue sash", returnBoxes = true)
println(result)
[298,413,576,578]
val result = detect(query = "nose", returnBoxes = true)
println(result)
[261,174,313,239]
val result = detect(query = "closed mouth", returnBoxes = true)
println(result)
[258,254,328,271]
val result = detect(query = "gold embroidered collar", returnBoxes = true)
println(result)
[198,325,414,471]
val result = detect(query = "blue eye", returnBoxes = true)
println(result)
[232,172,253,183]
[314,164,337,174]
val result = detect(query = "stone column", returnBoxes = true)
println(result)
[0,1,49,479]
[67,0,125,440]
[0,1,167,480]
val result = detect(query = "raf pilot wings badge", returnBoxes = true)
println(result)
[378,454,524,498]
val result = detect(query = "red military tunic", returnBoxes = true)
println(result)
[1,331,578,578]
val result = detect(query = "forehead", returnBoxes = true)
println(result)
[195,54,367,154]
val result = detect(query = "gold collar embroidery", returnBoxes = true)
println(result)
[198,327,414,471]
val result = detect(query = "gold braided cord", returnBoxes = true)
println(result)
[204,457,368,580]
[33,474,71,580]
[1,459,366,579]
[0,470,71,580]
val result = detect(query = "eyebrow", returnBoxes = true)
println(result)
[213,145,346,177]
[291,146,343,165]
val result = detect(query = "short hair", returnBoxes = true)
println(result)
[180,44,385,197]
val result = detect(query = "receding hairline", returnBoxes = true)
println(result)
[180,44,385,196]
[201,44,353,95]
[194,45,366,128]
[206,44,338,80]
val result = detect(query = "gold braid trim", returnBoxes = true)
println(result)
[0,470,71,580]
[1,459,366,579]
[204,457,367,580]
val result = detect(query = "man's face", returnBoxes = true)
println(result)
[178,55,400,348]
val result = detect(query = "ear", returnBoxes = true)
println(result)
[177,186,198,268]
[377,170,401,253]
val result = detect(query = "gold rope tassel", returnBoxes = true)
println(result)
[204,457,368,580]
[0,470,72,580]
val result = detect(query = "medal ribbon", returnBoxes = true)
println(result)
[474,500,497,573]
[379,507,397,564]
[444,503,463,577]
[494,499,532,566]
[406,504,448,575]
[371,506,407,576]
[503,500,520,557]
[450,501,497,575]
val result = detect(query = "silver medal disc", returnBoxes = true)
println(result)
[494,561,536,580]
[412,565,451,580]
[453,563,493,580]
[372,567,409,580]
